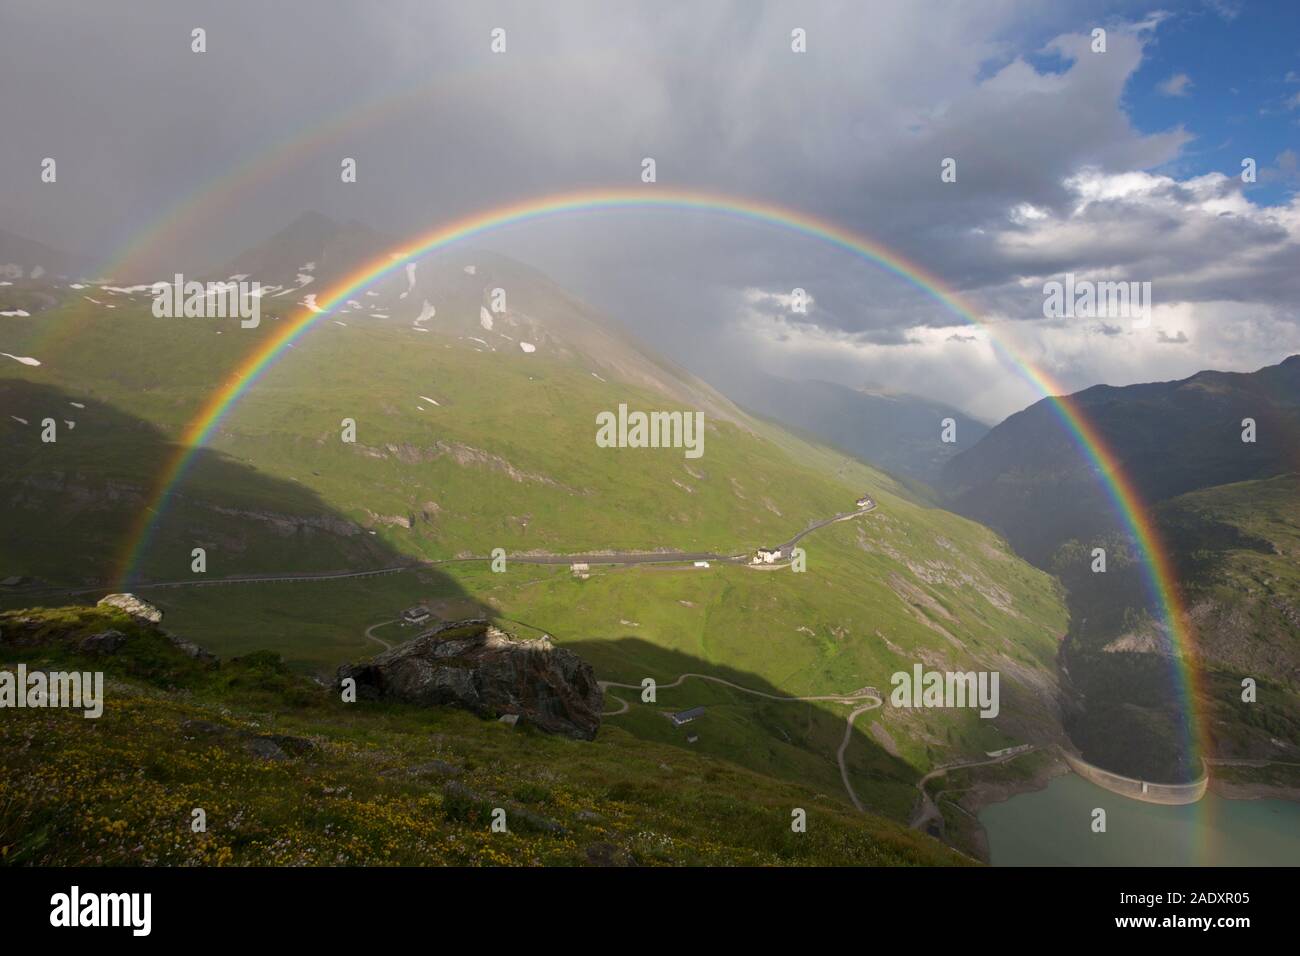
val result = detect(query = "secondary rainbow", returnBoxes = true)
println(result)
[113,186,1206,768]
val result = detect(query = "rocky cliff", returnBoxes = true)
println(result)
[338,619,603,740]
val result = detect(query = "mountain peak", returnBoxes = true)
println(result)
[216,211,390,284]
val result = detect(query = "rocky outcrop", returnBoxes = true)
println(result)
[165,633,216,662]
[79,629,128,655]
[337,619,603,740]
[97,592,163,624]
[180,718,316,761]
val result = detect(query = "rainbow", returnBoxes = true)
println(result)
[112,186,1205,769]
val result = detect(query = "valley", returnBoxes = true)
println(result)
[0,235,1069,853]
[4,218,1295,864]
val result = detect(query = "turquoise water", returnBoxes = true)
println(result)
[980,773,1300,866]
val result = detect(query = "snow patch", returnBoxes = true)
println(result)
[400,262,418,299]
[519,341,536,353]
[414,299,436,325]
[0,310,31,317]
[479,306,494,331]
[302,294,324,313]
[463,265,476,275]
[2,352,41,366]
[418,395,441,407]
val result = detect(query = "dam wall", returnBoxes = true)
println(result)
[1061,749,1208,805]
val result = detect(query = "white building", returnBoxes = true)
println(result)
[402,605,431,626]
[752,547,783,564]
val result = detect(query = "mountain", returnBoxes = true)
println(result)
[219,213,747,424]
[718,372,989,487]
[938,358,1300,782]
[0,227,82,317]
[0,226,79,279]
[939,356,1300,566]
[216,210,391,289]
[0,603,964,866]
[2,216,1071,856]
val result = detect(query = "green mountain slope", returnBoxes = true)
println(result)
[717,371,989,487]
[940,356,1300,565]
[1164,476,1300,759]
[1,234,1068,836]
[0,605,964,866]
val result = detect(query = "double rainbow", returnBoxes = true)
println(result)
[112,186,1204,767]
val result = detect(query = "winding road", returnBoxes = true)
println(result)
[909,746,1040,832]
[12,497,894,815]
[599,673,883,813]
[5,504,878,598]
[364,619,398,651]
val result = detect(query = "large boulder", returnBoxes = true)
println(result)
[97,593,163,624]
[79,629,129,655]
[338,619,603,740]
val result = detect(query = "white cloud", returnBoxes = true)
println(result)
[1158,73,1193,97]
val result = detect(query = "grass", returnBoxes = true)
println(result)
[1,290,1069,824]
[0,606,966,866]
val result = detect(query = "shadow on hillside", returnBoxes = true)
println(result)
[0,377,469,609]
[510,631,923,819]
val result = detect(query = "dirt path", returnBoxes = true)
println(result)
[909,746,1039,831]
[837,702,882,812]
[364,619,398,650]
[600,673,882,811]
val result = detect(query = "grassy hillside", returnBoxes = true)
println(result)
[0,606,964,866]
[1163,475,1300,759]
[716,371,989,487]
[940,355,1300,566]
[1051,474,1300,780]
[0,258,1069,828]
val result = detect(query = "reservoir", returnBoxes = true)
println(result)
[980,773,1300,866]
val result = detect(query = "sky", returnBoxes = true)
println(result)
[1,0,1298,421]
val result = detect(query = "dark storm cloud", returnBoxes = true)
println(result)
[2,0,1297,417]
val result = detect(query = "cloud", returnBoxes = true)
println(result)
[1204,0,1242,21]
[1158,73,1193,97]
[1,2,1295,423]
